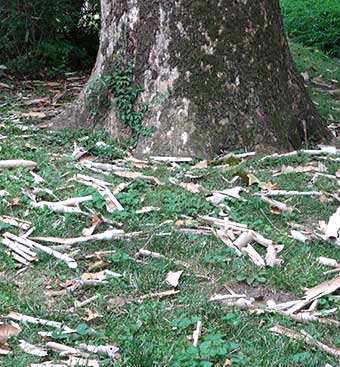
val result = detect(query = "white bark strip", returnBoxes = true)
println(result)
[255,190,323,197]
[29,229,126,246]
[6,312,76,333]
[0,216,31,230]
[0,160,37,169]
[4,232,77,269]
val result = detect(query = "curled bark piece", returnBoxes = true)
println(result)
[209,294,247,301]
[78,160,128,172]
[325,207,340,246]
[233,232,254,250]
[138,289,179,301]
[1,237,37,262]
[19,340,48,356]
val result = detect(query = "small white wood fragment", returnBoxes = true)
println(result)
[166,271,183,287]
[233,232,254,250]
[19,340,48,356]
[265,245,280,267]
[291,230,309,243]
[192,321,202,347]
[318,257,339,267]
[243,244,265,267]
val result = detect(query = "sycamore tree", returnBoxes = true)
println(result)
[51,0,332,157]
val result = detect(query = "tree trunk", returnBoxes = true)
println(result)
[50,0,332,158]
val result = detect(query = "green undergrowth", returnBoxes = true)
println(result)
[0,43,340,366]
[281,0,340,58]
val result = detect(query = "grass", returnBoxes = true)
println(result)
[0,43,340,366]
[280,0,340,58]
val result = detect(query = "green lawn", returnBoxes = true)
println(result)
[0,42,339,366]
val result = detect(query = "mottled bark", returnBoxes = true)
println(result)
[50,0,332,157]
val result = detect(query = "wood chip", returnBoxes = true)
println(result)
[166,271,183,287]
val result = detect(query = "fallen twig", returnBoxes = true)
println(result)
[270,324,340,358]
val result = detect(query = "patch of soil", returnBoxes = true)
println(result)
[225,281,295,305]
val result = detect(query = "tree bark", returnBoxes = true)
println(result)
[50,0,332,158]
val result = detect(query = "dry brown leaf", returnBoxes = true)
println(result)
[279,162,327,175]
[270,206,281,215]
[165,270,183,287]
[192,160,208,169]
[12,196,20,206]
[179,182,202,193]
[80,270,121,282]
[259,182,278,191]
[0,323,20,343]
[0,343,11,355]
[81,271,107,282]
[246,173,260,186]
[88,259,109,272]
[82,308,102,322]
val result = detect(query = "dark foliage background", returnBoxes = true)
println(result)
[0,0,100,75]
[0,0,339,75]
